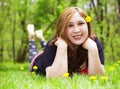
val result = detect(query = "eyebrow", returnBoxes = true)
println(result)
[68,20,85,24]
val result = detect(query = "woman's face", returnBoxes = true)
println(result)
[66,12,88,45]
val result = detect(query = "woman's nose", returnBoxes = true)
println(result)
[74,26,80,33]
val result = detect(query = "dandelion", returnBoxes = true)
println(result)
[31,72,35,74]
[89,76,96,80]
[100,76,108,81]
[85,16,91,22]
[33,66,38,70]
[63,73,69,78]
[20,67,24,70]
[108,67,116,71]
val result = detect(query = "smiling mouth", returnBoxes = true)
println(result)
[73,35,82,40]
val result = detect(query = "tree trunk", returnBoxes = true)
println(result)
[70,0,78,5]
[0,44,3,62]
[16,22,28,63]
[117,0,120,18]
[16,0,29,63]
[91,0,99,22]
[110,37,115,61]
[91,0,105,45]
[0,1,5,62]
[12,12,16,63]
[16,42,28,63]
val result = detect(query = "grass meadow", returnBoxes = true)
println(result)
[0,60,120,89]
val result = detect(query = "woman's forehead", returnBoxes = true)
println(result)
[68,12,85,22]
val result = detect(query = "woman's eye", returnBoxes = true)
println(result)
[78,22,84,25]
[68,24,74,27]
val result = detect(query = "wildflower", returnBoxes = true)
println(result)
[89,76,96,80]
[85,16,91,22]
[108,67,116,71]
[31,72,35,74]
[100,76,108,81]
[33,66,38,70]
[63,73,69,78]
[20,67,24,70]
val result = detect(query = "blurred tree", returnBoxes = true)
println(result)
[0,0,5,62]
[16,0,29,63]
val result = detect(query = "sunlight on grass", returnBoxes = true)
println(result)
[0,60,120,89]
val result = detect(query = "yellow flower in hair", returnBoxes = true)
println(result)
[85,16,91,22]
[63,73,69,78]
[33,66,38,70]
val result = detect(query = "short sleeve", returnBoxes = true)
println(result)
[34,42,57,75]
[95,38,104,65]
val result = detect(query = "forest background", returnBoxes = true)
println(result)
[0,0,120,63]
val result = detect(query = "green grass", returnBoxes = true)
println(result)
[0,61,120,89]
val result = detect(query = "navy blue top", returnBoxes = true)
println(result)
[32,37,104,75]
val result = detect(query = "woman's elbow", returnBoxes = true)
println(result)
[88,70,104,75]
[45,66,59,79]
[46,66,53,79]
[100,65,105,75]
[88,65,105,75]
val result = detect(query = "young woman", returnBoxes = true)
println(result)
[27,7,104,78]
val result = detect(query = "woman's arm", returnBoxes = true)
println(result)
[46,38,68,78]
[82,38,104,75]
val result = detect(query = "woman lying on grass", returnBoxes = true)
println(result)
[27,7,104,79]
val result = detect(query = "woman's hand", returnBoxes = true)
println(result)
[55,37,67,48]
[82,38,97,51]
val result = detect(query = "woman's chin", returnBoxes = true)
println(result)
[72,41,83,46]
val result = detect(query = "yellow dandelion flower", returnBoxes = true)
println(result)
[63,73,69,78]
[100,76,108,81]
[117,60,120,63]
[85,16,91,22]
[31,72,35,74]
[89,76,96,80]
[33,66,38,70]
[108,67,116,71]
[20,67,24,70]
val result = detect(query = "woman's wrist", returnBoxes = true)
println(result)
[57,44,67,50]
[57,47,67,54]
[87,43,98,52]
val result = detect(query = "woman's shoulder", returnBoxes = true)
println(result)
[94,37,103,50]
[90,34,101,44]
[45,39,56,48]
[43,40,57,53]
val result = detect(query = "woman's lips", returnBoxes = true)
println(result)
[73,34,82,40]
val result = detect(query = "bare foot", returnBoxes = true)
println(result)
[35,30,45,42]
[27,24,35,41]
